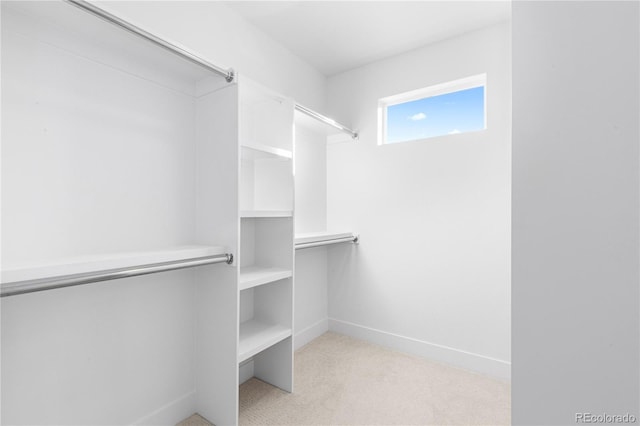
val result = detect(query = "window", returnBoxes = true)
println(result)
[378,74,486,145]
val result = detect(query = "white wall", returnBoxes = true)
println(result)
[293,248,329,348]
[294,126,327,234]
[512,2,639,424]
[293,124,329,348]
[95,1,326,111]
[325,22,511,378]
[1,4,199,264]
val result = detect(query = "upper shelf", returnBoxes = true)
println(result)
[241,144,292,160]
[1,245,227,285]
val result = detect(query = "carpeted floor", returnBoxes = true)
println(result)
[180,332,510,425]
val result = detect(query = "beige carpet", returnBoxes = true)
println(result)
[180,332,510,425]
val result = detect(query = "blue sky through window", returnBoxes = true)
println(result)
[385,86,485,143]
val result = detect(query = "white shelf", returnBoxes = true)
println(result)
[1,245,226,284]
[238,319,291,363]
[239,266,292,291]
[241,210,293,218]
[241,144,292,160]
[295,231,355,245]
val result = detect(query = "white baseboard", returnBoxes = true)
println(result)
[294,318,329,350]
[329,318,511,381]
[131,390,196,426]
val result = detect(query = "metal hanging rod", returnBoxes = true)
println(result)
[65,0,235,82]
[295,235,359,250]
[1,253,233,298]
[295,104,359,139]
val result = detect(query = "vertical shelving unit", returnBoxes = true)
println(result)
[2,2,300,424]
[237,78,295,395]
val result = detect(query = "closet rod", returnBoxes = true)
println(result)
[295,235,359,250]
[0,253,233,298]
[65,0,235,82]
[295,104,359,139]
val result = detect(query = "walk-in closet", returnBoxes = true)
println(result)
[3,1,638,425]
[0,1,506,424]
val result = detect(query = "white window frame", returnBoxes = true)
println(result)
[377,73,487,145]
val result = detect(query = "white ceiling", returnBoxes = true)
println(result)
[224,1,511,76]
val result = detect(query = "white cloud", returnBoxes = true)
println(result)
[449,129,461,134]
[408,112,426,121]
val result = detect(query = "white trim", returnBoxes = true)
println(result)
[328,318,510,381]
[130,391,196,425]
[377,101,385,146]
[377,73,487,146]
[382,74,486,106]
[294,318,329,350]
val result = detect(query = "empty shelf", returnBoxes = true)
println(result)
[238,320,291,363]
[2,245,227,285]
[239,266,292,291]
[241,144,292,160]
[241,210,293,218]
